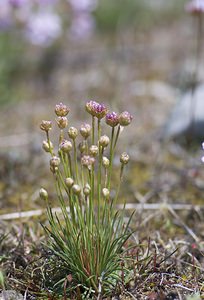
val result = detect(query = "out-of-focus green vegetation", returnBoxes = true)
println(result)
[94,0,187,32]
[0,32,25,106]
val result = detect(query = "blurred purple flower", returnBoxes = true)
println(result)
[69,12,95,40]
[68,0,98,12]
[0,1,12,30]
[25,11,62,46]
[9,0,28,8]
[186,0,204,14]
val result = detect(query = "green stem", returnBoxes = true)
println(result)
[113,125,121,151]
[107,127,115,190]
[97,119,102,226]
[73,139,79,182]
[46,131,53,156]
[92,116,95,145]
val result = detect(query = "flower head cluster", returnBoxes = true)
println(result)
[185,0,204,14]
[105,112,119,127]
[85,100,108,119]
[55,102,70,116]
[85,101,133,129]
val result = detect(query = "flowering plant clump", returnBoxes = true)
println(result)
[40,101,133,298]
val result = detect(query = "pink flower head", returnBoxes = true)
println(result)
[105,112,119,127]
[85,100,98,115]
[185,0,204,14]
[119,111,133,126]
[55,102,70,116]
[93,103,108,119]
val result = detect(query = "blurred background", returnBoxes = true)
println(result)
[1,0,204,215]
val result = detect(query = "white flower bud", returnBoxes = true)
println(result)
[59,140,72,153]
[56,116,68,129]
[68,127,78,140]
[102,188,110,199]
[120,152,129,165]
[39,188,48,201]
[102,156,110,168]
[50,156,61,167]
[65,177,74,188]
[89,145,98,157]
[99,135,110,148]
[72,184,81,195]
[83,183,91,196]
[42,140,53,153]
[80,123,91,139]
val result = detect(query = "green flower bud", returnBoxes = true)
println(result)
[89,145,98,157]
[102,188,110,199]
[56,116,68,129]
[78,141,86,154]
[68,127,78,140]
[99,135,110,148]
[40,120,52,132]
[81,155,95,169]
[80,123,91,139]
[72,184,81,195]
[42,140,53,153]
[119,111,133,126]
[102,156,110,168]
[39,188,48,201]
[83,183,91,196]
[50,156,60,168]
[65,177,74,188]
[55,102,70,117]
[59,140,72,153]
[120,152,129,164]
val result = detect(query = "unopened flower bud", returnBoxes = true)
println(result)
[89,145,98,157]
[50,166,58,173]
[42,140,53,153]
[68,127,78,140]
[83,183,91,196]
[39,188,48,201]
[59,140,72,153]
[80,123,91,139]
[56,116,68,129]
[50,156,60,168]
[85,100,98,115]
[99,135,110,148]
[81,155,95,169]
[40,120,52,132]
[102,156,110,168]
[72,184,81,195]
[119,111,133,126]
[120,152,129,165]
[55,102,69,117]
[78,141,86,154]
[65,177,74,188]
[102,188,110,199]
[105,112,119,127]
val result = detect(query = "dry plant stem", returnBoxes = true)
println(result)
[190,14,203,134]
